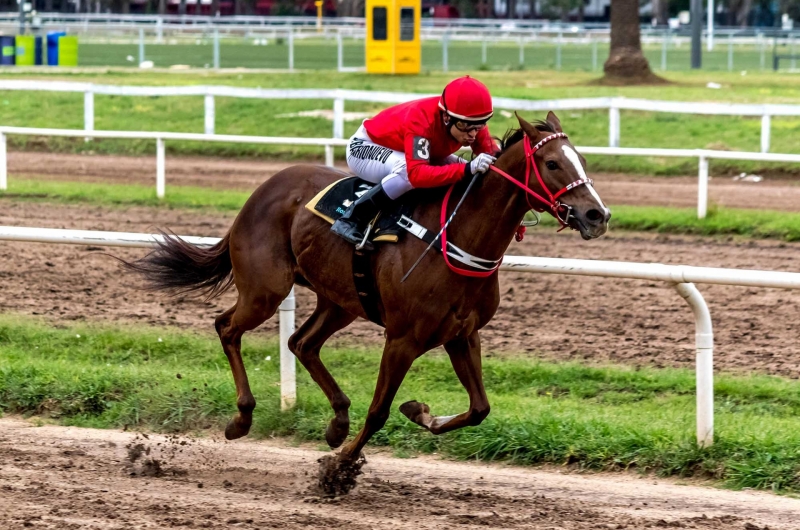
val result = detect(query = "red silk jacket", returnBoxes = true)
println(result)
[363,97,497,189]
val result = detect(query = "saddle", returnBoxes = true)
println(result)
[305,176,502,327]
[305,177,412,245]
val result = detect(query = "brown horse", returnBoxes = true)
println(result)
[125,112,609,490]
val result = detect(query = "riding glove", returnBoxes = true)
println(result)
[469,153,497,175]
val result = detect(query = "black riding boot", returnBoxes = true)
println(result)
[330,182,393,250]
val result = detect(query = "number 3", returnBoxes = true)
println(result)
[415,137,430,160]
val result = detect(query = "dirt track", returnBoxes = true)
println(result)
[2,150,800,377]
[1,197,799,377]
[8,151,800,211]
[1,416,798,530]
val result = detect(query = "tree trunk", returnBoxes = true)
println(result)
[338,0,364,17]
[652,0,667,25]
[602,0,665,84]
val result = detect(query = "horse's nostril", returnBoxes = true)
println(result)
[586,209,603,223]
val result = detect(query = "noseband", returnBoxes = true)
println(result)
[490,132,593,230]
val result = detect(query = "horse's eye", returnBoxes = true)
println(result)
[546,161,558,171]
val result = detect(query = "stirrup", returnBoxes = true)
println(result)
[355,220,375,251]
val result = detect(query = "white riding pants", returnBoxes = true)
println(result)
[346,124,413,200]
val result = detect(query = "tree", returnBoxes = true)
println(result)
[602,0,665,84]
[338,0,364,17]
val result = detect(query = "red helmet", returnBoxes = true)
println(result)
[438,76,494,123]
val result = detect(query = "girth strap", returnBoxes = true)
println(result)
[352,249,384,326]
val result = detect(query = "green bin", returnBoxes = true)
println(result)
[57,35,78,66]
[15,35,35,66]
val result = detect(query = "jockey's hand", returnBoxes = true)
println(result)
[469,153,497,176]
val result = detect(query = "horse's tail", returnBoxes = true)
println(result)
[122,230,234,300]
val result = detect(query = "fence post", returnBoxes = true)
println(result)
[156,16,163,44]
[0,133,6,191]
[333,98,344,139]
[518,35,524,66]
[555,31,562,70]
[279,287,296,411]
[673,282,714,448]
[697,155,708,219]
[759,32,765,71]
[138,28,145,65]
[288,28,295,71]
[337,31,343,71]
[727,33,733,72]
[213,29,220,70]
[156,138,165,199]
[204,94,215,135]
[760,114,771,153]
[661,30,668,71]
[325,144,334,167]
[481,38,487,65]
[442,33,449,73]
[84,90,94,141]
[591,38,597,71]
[608,103,620,148]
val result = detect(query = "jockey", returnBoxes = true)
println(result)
[331,75,499,248]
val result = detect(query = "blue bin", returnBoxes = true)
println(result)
[0,35,15,66]
[46,31,66,66]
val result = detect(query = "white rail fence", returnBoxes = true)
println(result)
[0,81,797,152]
[3,226,800,446]
[2,125,800,219]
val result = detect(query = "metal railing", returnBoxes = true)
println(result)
[3,125,800,219]
[0,81,796,153]
[3,225,800,446]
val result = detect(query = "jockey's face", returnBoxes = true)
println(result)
[444,114,484,147]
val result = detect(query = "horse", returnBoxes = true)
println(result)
[124,111,610,493]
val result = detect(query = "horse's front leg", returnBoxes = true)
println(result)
[318,336,419,495]
[399,331,490,435]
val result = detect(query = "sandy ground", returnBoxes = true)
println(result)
[1,416,798,530]
[7,151,800,212]
[1,197,799,378]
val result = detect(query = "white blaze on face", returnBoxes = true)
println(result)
[560,145,608,216]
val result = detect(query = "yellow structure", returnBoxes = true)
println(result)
[365,0,421,74]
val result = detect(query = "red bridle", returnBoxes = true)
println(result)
[440,131,593,278]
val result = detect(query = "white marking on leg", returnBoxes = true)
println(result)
[560,145,608,215]
[430,414,458,431]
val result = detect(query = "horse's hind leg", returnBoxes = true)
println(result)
[399,330,490,435]
[288,295,357,448]
[215,289,286,440]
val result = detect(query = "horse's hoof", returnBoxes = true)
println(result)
[325,416,350,449]
[224,418,251,440]
[317,453,366,497]
[399,400,430,425]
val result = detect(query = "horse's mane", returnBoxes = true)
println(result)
[497,120,556,155]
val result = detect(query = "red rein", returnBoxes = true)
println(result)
[440,132,592,278]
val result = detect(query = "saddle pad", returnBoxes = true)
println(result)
[305,176,411,244]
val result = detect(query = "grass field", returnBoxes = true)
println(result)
[4,178,800,241]
[77,37,776,73]
[2,70,800,175]
[2,315,800,492]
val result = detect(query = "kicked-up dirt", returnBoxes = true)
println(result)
[1,416,799,530]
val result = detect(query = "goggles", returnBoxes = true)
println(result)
[453,121,487,133]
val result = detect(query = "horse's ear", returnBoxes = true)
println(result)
[515,112,541,140]
[546,111,563,133]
